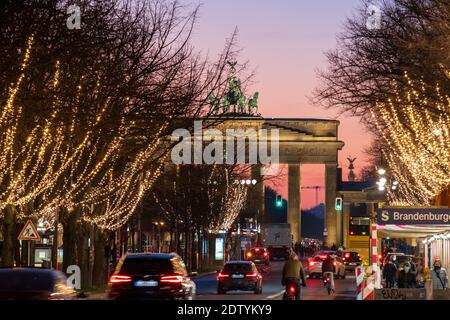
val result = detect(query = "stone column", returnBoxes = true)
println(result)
[325,164,337,247]
[288,163,301,244]
[343,202,350,249]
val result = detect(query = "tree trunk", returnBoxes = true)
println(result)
[77,222,90,290]
[92,228,107,289]
[1,205,16,267]
[62,207,79,272]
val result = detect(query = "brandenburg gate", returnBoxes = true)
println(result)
[190,62,344,246]
[202,116,345,246]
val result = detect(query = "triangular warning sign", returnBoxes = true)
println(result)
[18,219,41,241]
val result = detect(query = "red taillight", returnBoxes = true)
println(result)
[319,255,327,260]
[246,252,252,258]
[160,275,183,284]
[217,272,230,280]
[309,261,315,267]
[110,275,132,284]
[289,285,296,293]
[255,248,260,252]
[245,272,258,279]
[345,253,350,258]
[263,252,268,257]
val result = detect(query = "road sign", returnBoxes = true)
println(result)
[18,219,41,241]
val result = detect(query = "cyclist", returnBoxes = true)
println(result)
[281,249,307,300]
[322,254,336,293]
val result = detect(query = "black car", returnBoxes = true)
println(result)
[217,261,263,294]
[340,251,362,272]
[108,253,196,300]
[0,268,75,300]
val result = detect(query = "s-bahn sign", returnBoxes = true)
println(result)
[377,208,450,225]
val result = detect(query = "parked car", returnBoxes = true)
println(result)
[0,268,76,300]
[217,261,263,294]
[306,253,346,279]
[108,253,196,300]
[245,247,270,266]
[339,251,362,272]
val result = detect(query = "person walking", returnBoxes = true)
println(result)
[431,258,448,290]
[383,260,397,288]
[397,263,416,288]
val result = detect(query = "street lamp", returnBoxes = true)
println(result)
[154,221,164,253]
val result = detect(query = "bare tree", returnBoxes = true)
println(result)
[313,0,450,126]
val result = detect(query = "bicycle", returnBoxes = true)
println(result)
[323,272,335,295]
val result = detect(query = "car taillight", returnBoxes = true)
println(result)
[255,248,260,252]
[110,275,132,284]
[319,255,327,259]
[160,275,183,284]
[309,261,315,267]
[263,252,268,257]
[246,252,252,258]
[245,272,258,279]
[217,272,229,280]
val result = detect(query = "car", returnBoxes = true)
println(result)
[306,253,346,279]
[245,247,270,266]
[217,261,263,294]
[339,251,362,272]
[0,268,76,300]
[382,253,415,273]
[108,253,196,300]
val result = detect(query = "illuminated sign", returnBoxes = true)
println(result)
[215,238,224,260]
[377,208,450,225]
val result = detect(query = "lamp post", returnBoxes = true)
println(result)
[154,221,165,253]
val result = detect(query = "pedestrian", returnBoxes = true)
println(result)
[397,263,416,288]
[431,258,448,290]
[383,260,397,288]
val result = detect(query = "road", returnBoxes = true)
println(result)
[193,261,356,300]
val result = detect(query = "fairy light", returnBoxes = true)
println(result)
[372,72,450,205]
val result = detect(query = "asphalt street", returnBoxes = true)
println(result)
[193,261,356,300]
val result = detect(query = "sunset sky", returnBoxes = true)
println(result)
[191,0,372,209]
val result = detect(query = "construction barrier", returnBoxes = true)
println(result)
[355,266,364,300]
[355,265,375,300]
[362,274,375,300]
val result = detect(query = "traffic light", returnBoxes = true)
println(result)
[275,195,283,208]
[335,197,343,211]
